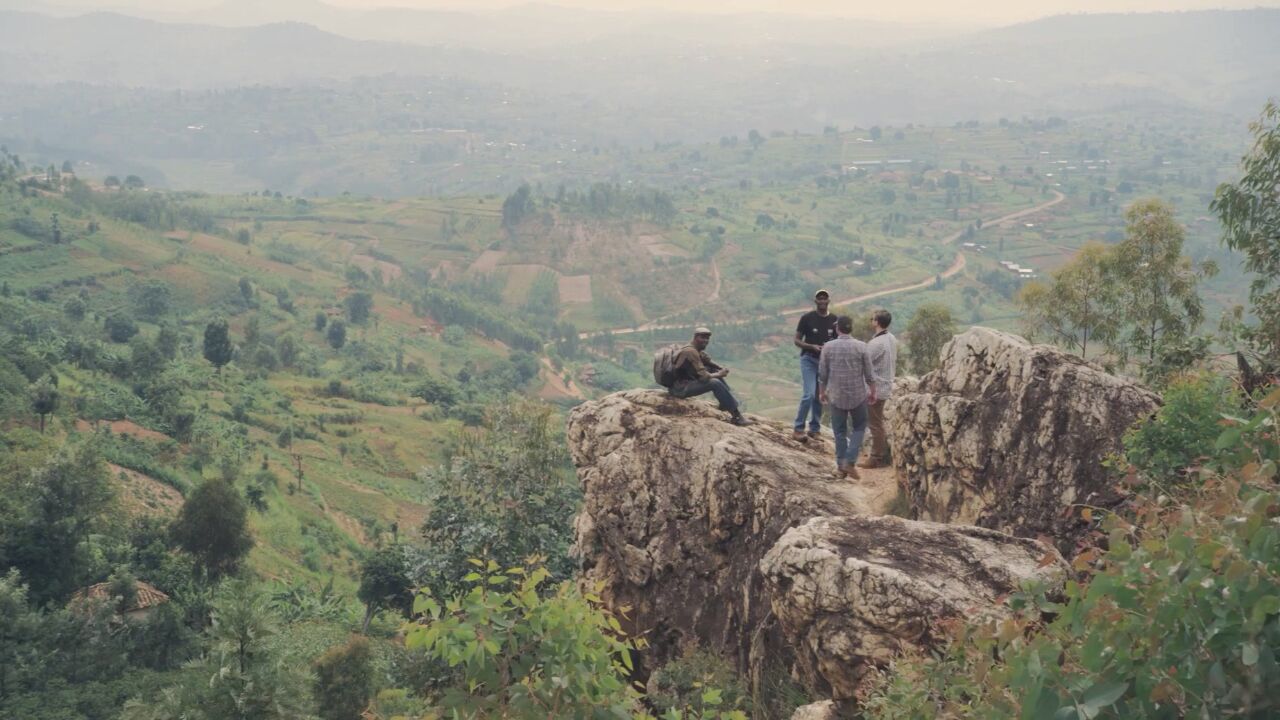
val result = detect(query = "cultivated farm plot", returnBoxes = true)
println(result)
[501,264,555,306]
[469,249,507,274]
[558,274,592,304]
[349,253,403,282]
[107,463,184,519]
[637,234,690,258]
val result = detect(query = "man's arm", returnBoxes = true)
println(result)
[678,347,714,382]
[793,319,819,353]
[818,346,829,404]
[794,331,819,353]
[863,349,878,404]
[867,338,887,391]
[702,352,727,378]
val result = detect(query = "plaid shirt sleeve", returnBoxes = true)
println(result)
[819,343,830,387]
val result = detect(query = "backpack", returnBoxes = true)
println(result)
[653,344,685,388]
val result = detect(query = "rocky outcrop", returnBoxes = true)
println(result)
[568,388,1068,704]
[889,327,1160,547]
[567,389,878,681]
[761,515,1067,703]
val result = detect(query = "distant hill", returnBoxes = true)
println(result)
[0,7,1276,172]
[0,11,499,88]
[119,0,973,51]
[922,9,1280,115]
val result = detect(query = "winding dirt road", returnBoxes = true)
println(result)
[585,190,1066,339]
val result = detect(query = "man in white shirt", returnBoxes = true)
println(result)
[860,309,898,470]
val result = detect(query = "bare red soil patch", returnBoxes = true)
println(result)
[76,419,170,443]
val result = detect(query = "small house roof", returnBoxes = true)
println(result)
[72,580,170,613]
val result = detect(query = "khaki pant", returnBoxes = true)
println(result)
[866,399,889,463]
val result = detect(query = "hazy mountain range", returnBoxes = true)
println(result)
[0,5,1276,194]
[0,5,1275,119]
[1,0,973,50]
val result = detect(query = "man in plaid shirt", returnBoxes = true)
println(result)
[817,315,879,479]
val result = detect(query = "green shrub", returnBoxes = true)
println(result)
[1122,373,1241,482]
[649,648,752,718]
[372,688,428,718]
[406,562,641,717]
[863,395,1280,720]
[313,635,375,720]
[413,401,580,599]
[406,562,747,719]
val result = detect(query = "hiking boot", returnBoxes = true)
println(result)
[857,458,883,470]
[792,429,808,442]
[806,430,823,441]
[730,415,752,427]
[844,465,861,481]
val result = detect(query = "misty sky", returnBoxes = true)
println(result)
[47,0,1280,24]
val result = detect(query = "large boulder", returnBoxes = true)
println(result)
[889,327,1160,547]
[760,515,1067,704]
[567,389,1067,702]
[567,389,880,682]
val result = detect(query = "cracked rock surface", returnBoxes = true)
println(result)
[889,327,1160,548]
[761,515,1067,702]
[567,389,882,682]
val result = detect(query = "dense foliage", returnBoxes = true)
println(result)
[407,563,641,718]
[1212,100,1280,366]
[905,303,957,375]
[406,563,748,720]
[1122,374,1242,483]
[412,401,581,599]
[864,392,1280,719]
[1019,198,1214,381]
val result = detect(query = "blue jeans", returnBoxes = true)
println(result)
[793,354,822,432]
[831,403,868,468]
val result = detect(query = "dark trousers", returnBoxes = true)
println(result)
[867,399,889,463]
[671,378,739,414]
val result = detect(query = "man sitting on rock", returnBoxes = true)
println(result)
[670,327,751,426]
[818,315,877,479]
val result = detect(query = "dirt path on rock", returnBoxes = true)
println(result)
[783,434,901,515]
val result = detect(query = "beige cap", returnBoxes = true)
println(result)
[814,288,830,298]
[693,326,712,336]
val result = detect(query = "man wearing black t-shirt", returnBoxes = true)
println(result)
[793,289,839,441]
